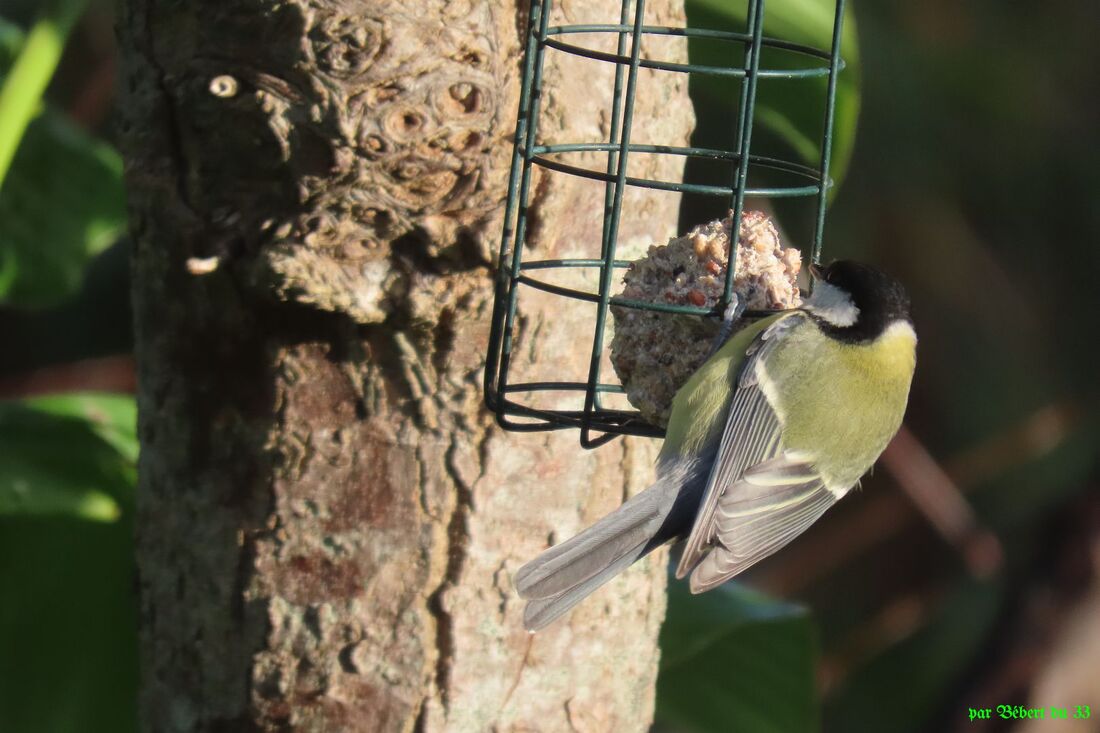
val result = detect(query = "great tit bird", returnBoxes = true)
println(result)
[515,260,916,630]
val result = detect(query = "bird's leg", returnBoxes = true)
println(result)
[706,294,746,358]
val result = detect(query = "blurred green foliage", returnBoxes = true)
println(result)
[0,394,137,733]
[657,580,817,733]
[0,9,125,308]
[0,0,89,181]
[0,109,126,307]
[0,393,135,520]
[686,0,860,186]
[0,2,137,732]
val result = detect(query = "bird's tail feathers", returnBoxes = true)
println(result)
[522,538,650,631]
[514,486,665,629]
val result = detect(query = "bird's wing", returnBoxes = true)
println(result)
[686,454,836,592]
[674,313,838,590]
[674,313,796,578]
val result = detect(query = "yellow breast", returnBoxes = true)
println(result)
[761,319,917,492]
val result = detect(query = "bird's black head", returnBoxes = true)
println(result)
[808,260,912,342]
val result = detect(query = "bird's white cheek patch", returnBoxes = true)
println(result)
[804,281,859,327]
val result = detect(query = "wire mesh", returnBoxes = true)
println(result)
[485,0,848,448]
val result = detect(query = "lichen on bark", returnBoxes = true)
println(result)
[118,0,693,730]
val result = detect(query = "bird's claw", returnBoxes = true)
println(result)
[707,294,746,357]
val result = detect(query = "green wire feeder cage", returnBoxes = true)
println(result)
[485,0,849,448]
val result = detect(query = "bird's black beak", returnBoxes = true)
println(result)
[809,262,824,280]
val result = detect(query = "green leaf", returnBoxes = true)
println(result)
[0,389,138,732]
[657,579,818,733]
[0,0,90,183]
[0,393,136,521]
[0,514,137,733]
[0,109,126,307]
[686,0,861,190]
[24,391,139,463]
[0,6,125,308]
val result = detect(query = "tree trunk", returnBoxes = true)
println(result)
[118,0,692,730]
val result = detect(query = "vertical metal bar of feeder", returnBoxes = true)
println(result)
[722,0,766,306]
[494,0,553,423]
[581,0,647,448]
[811,0,846,268]
[592,0,633,414]
[600,0,632,260]
[485,0,545,417]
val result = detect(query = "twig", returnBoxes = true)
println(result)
[0,354,135,398]
[880,426,1003,579]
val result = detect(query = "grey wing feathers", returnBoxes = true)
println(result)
[675,314,800,579]
[676,313,839,592]
[688,455,835,592]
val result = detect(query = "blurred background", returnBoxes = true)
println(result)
[0,0,1096,731]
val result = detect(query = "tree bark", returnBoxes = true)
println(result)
[118,0,692,730]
